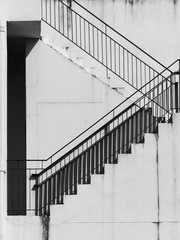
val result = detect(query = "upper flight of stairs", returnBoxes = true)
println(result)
[40,0,170,96]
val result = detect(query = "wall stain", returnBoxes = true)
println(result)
[42,216,50,240]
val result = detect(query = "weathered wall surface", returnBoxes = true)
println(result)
[77,0,180,66]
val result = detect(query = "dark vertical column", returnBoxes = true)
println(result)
[7,38,26,215]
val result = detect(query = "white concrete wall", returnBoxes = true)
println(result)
[5,216,42,240]
[26,39,128,159]
[158,113,180,240]
[49,113,180,240]
[50,134,158,240]
[0,0,41,21]
[76,0,180,66]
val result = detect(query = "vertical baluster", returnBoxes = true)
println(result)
[139,109,143,142]
[83,152,87,184]
[136,58,138,89]
[175,80,179,113]
[78,156,82,184]
[113,128,117,163]
[74,159,77,194]
[67,5,69,38]
[110,38,112,71]
[100,139,104,173]
[80,16,82,48]
[87,149,91,183]
[58,0,61,32]
[101,31,104,64]
[92,26,95,57]
[131,54,134,86]
[114,41,116,73]
[117,124,121,154]
[123,48,125,80]
[39,185,42,216]
[97,29,99,61]
[131,108,134,144]
[88,22,90,54]
[109,131,112,163]
[125,119,130,152]
[75,13,77,44]
[62,2,65,34]
[44,182,47,215]
[135,109,138,143]
[71,11,74,42]
[127,51,129,84]
[69,162,73,194]
[60,169,65,203]
[48,178,51,213]
[41,0,43,20]
[91,146,94,174]
[57,171,60,204]
[96,142,99,173]
[84,19,86,51]
[104,127,108,164]
[54,0,56,28]
[50,0,52,25]
[65,165,68,195]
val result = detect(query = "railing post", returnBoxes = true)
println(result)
[174,69,180,113]
[105,25,109,78]
[31,174,39,215]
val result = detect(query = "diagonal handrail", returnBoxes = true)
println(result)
[31,59,179,169]
[14,61,179,215]
[70,0,166,70]
[41,0,172,92]
[33,64,180,215]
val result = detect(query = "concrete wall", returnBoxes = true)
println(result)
[49,113,180,240]
[158,113,180,240]
[50,134,159,240]
[5,216,42,240]
[5,114,180,240]
[26,39,127,159]
[0,0,41,21]
[76,0,180,66]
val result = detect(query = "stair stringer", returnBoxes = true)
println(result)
[50,133,158,240]
[40,21,137,98]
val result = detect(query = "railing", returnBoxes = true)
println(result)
[7,61,179,215]
[41,0,171,91]
[29,60,180,216]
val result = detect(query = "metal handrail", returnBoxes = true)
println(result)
[41,0,172,92]
[33,67,180,215]
[71,0,167,70]
[32,59,179,165]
